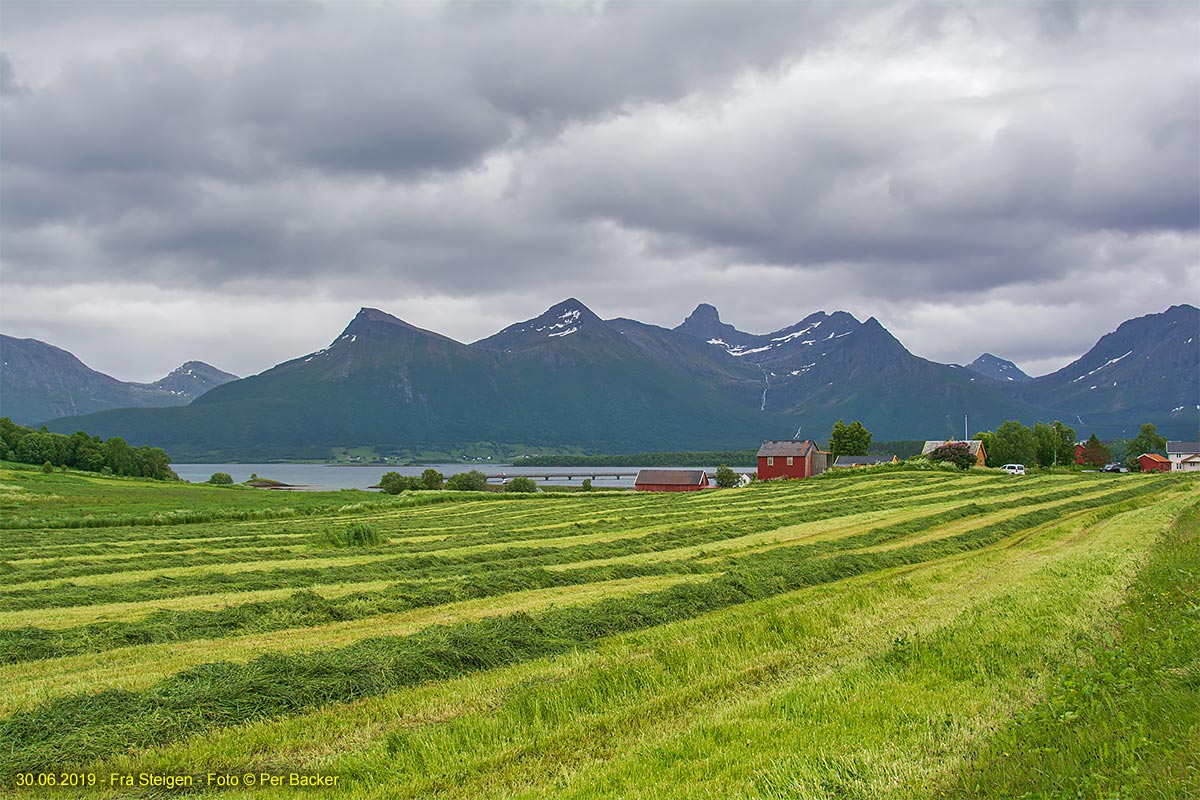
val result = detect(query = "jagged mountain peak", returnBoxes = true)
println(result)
[966,353,1030,382]
[151,361,238,396]
[474,299,611,350]
[336,307,461,345]
[684,303,722,324]
[675,303,749,346]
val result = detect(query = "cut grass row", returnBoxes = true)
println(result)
[0,481,1158,663]
[32,480,1196,799]
[954,497,1200,798]
[0,479,1180,777]
[0,476,1128,610]
[0,573,715,718]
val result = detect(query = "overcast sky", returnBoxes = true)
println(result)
[1,1,1197,382]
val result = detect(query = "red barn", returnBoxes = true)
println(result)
[1137,453,1171,473]
[757,440,831,480]
[1074,443,1086,465]
[634,469,710,492]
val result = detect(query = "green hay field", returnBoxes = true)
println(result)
[0,465,1196,798]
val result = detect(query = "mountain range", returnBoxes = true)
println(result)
[4,301,1197,460]
[0,335,237,426]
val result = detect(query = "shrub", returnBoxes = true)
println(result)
[446,470,489,491]
[207,472,234,485]
[581,478,593,491]
[714,465,740,488]
[504,476,538,493]
[925,442,975,470]
[420,468,444,490]
[380,472,419,494]
[41,461,54,474]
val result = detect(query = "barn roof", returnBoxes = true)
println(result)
[757,440,824,457]
[1138,453,1169,463]
[833,455,895,467]
[634,469,708,486]
[1167,441,1200,454]
[922,439,984,456]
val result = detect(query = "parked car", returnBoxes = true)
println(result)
[1001,464,1026,475]
[1101,463,1129,473]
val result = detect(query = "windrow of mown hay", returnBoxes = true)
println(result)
[21,479,1198,800]
[0,474,1184,779]
[0,474,1096,611]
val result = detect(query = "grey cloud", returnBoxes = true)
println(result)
[0,1,1196,377]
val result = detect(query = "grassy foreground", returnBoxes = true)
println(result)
[0,465,1196,798]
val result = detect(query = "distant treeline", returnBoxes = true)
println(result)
[517,450,759,467]
[519,441,927,467]
[0,417,177,481]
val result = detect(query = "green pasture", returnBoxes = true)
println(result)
[0,465,1195,798]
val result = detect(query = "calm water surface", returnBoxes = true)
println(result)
[171,463,744,490]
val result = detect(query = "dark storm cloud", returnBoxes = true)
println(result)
[0,1,1196,379]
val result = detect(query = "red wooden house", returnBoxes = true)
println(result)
[1137,453,1171,473]
[757,440,831,480]
[634,469,710,492]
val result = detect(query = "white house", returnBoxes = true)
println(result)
[1166,441,1200,472]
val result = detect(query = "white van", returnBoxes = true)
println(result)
[1001,464,1026,475]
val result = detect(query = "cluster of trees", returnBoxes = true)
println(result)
[1120,423,1168,469]
[379,468,448,493]
[970,420,1167,470]
[378,468,538,493]
[0,417,176,481]
[973,420,1077,468]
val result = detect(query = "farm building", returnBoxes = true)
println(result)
[1137,453,1171,473]
[757,440,831,480]
[922,439,987,467]
[634,469,709,492]
[1167,441,1200,472]
[832,455,898,468]
[1074,443,1087,465]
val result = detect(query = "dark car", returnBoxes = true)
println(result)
[1101,463,1129,473]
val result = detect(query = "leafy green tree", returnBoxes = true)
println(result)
[989,420,1037,467]
[379,471,418,494]
[1124,423,1167,469]
[1050,421,1077,467]
[207,472,233,485]
[581,478,593,491]
[504,476,537,493]
[829,420,872,458]
[1031,422,1074,468]
[446,470,489,491]
[420,468,444,490]
[1080,433,1112,468]
[714,465,740,488]
[101,437,135,476]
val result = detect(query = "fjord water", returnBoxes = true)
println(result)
[170,462,742,490]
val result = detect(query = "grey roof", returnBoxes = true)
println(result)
[634,469,708,486]
[757,440,823,457]
[833,455,895,467]
[1167,441,1200,454]
[922,440,983,456]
